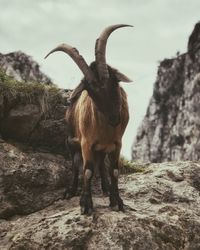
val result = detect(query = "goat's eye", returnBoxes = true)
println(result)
[95,87,100,93]
[88,84,97,92]
[100,85,106,90]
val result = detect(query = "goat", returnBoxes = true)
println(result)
[45,24,133,214]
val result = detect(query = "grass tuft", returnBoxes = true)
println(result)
[119,155,145,174]
[0,69,64,118]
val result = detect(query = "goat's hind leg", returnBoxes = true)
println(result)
[68,151,82,198]
[108,150,124,211]
[65,137,82,199]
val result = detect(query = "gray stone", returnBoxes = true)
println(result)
[132,22,200,162]
[0,161,200,249]
[0,51,52,84]
[0,141,71,219]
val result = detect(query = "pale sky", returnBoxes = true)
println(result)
[0,0,200,158]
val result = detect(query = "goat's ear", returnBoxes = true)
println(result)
[70,81,86,102]
[115,70,132,83]
[108,65,132,82]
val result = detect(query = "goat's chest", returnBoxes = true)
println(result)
[83,119,121,153]
[75,92,125,153]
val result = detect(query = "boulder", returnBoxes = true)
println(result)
[0,141,71,219]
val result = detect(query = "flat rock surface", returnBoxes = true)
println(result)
[1,161,200,249]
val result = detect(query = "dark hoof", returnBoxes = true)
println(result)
[81,207,93,215]
[80,193,93,215]
[64,193,74,200]
[101,183,110,197]
[63,189,77,200]
[103,190,110,197]
[109,195,124,212]
[110,204,125,212]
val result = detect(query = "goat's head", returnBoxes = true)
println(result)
[45,24,133,126]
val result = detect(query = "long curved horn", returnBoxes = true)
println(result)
[45,43,95,83]
[95,24,133,80]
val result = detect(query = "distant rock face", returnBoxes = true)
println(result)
[0,51,52,84]
[132,22,200,162]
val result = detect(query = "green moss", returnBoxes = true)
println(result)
[0,69,62,117]
[0,69,57,97]
[119,155,145,174]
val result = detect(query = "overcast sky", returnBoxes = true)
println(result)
[0,0,200,159]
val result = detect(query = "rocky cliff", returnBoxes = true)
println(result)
[132,22,200,162]
[0,51,52,84]
[0,68,71,155]
[0,51,69,153]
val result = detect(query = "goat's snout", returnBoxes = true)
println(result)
[108,114,121,127]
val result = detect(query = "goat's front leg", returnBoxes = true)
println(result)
[80,142,94,215]
[108,147,124,211]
